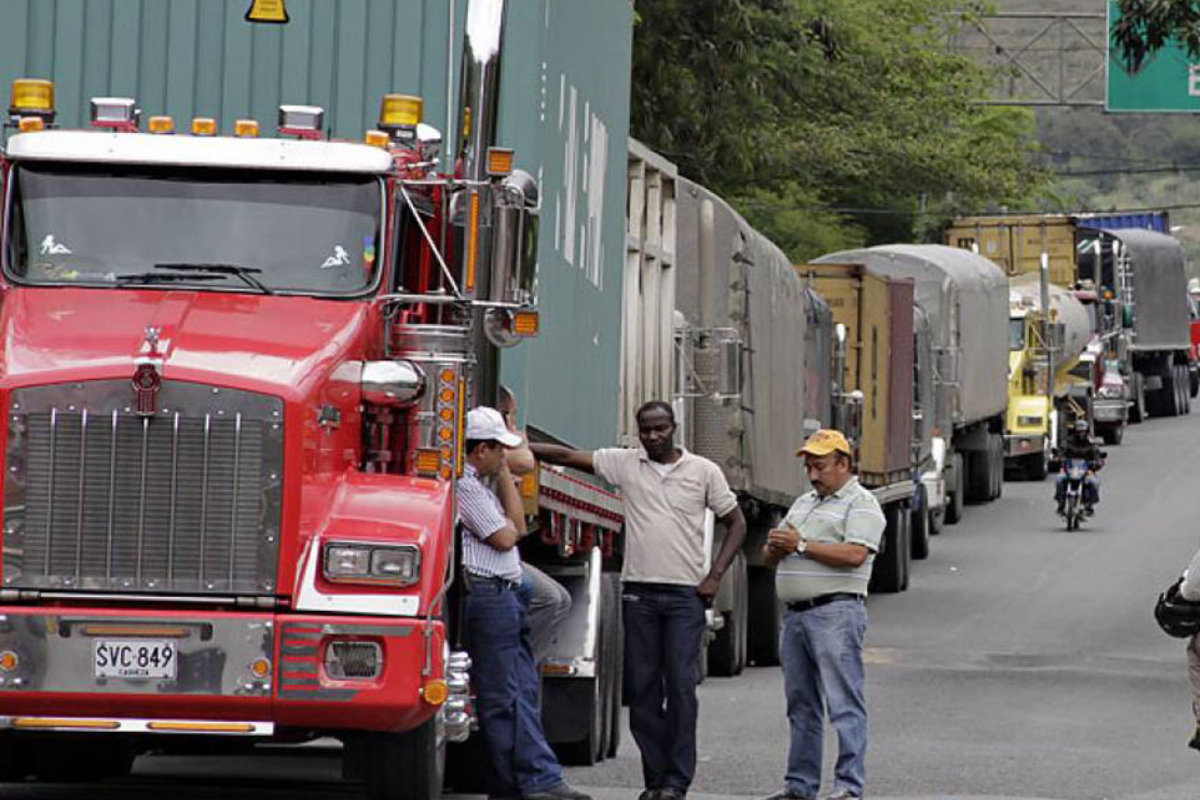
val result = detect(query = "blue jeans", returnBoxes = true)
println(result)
[780,599,869,798]
[465,580,564,797]
[622,582,707,793]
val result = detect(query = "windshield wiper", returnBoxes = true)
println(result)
[154,263,274,295]
[115,272,225,285]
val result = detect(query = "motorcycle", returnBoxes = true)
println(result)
[1060,457,1091,531]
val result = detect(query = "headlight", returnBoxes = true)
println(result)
[1098,386,1123,399]
[323,542,421,587]
[1016,415,1043,427]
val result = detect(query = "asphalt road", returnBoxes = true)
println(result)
[3,412,1199,799]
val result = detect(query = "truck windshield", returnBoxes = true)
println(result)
[1009,318,1026,351]
[4,162,383,297]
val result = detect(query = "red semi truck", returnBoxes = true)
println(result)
[0,2,624,797]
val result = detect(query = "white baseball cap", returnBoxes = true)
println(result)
[466,406,522,447]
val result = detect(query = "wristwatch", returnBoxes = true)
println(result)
[795,538,808,556]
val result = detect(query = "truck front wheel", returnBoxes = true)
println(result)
[364,715,445,800]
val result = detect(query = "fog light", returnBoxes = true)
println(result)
[324,640,382,680]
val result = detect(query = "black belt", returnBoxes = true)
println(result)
[465,572,522,592]
[787,592,864,612]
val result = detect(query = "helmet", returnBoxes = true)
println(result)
[1073,419,1089,433]
[1154,578,1200,638]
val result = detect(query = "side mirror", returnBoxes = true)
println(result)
[489,169,538,307]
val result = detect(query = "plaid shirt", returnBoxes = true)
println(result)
[458,464,523,581]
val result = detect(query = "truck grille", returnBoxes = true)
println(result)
[4,381,283,595]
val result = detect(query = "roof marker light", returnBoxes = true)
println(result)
[234,119,261,138]
[191,117,217,136]
[147,115,175,134]
[379,94,422,128]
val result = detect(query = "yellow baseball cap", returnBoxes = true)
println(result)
[796,429,852,458]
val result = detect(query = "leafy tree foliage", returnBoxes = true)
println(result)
[1112,0,1200,72]
[630,0,1046,261]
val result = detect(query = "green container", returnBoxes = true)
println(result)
[0,0,632,447]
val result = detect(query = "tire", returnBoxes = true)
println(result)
[707,553,746,677]
[991,433,1003,500]
[966,445,991,504]
[1098,423,1124,446]
[1191,366,1199,398]
[929,504,944,536]
[1154,367,1178,418]
[910,485,931,561]
[1026,450,1048,481]
[1064,495,1078,532]
[898,504,911,592]
[1129,372,1146,423]
[945,452,965,525]
[870,503,907,594]
[365,716,445,800]
[747,565,783,666]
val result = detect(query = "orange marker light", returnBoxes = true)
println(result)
[234,119,260,138]
[465,193,480,292]
[414,449,442,476]
[486,147,514,176]
[191,117,217,136]
[17,117,43,133]
[250,658,271,679]
[364,130,389,148]
[512,310,540,336]
[423,679,449,705]
[10,79,54,114]
[147,115,175,134]
[0,651,18,672]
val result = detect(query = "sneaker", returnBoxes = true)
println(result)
[1189,725,1200,751]
[760,789,815,800]
[820,789,862,800]
[638,791,662,800]
[658,790,686,800]
[523,785,593,800]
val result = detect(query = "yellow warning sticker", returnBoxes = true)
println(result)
[245,0,288,24]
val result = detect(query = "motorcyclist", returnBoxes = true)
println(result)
[1055,419,1103,516]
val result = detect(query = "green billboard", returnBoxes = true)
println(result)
[1107,0,1200,112]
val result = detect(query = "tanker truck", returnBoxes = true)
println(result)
[814,246,1010,522]
[0,0,636,795]
[1005,274,1098,478]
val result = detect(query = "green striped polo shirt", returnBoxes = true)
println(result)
[774,477,887,603]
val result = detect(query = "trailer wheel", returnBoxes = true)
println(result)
[991,433,1004,500]
[1191,367,1199,398]
[870,503,908,594]
[1153,366,1179,418]
[707,552,747,677]
[365,716,445,800]
[1129,372,1146,424]
[1098,422,1124,446]
[945,453,965,525]
[747,565,783,666]
[910,485,931,561]
[1025,451,1048,481]
[965,446,991,504]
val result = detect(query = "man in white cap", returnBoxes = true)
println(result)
[459,406,589,800]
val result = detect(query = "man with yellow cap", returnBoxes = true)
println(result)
[758,429,885,800]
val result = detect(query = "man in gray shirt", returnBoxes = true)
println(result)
[531,401,746,800]
[760,429,885,800]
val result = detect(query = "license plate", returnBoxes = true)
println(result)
[93,640,177,680]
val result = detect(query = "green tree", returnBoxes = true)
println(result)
[630,0,1046,260]
[1112,0,1200,72]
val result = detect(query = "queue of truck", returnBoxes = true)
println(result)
[0,2,1196,799]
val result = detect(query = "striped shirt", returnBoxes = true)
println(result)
[774,477,886,603]
[458,463,523,582]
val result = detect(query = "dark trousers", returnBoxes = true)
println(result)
[465,580,564,797]
[622,582,707,793]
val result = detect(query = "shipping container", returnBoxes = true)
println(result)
[944,215,1076,286]
[803,263,914,488]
